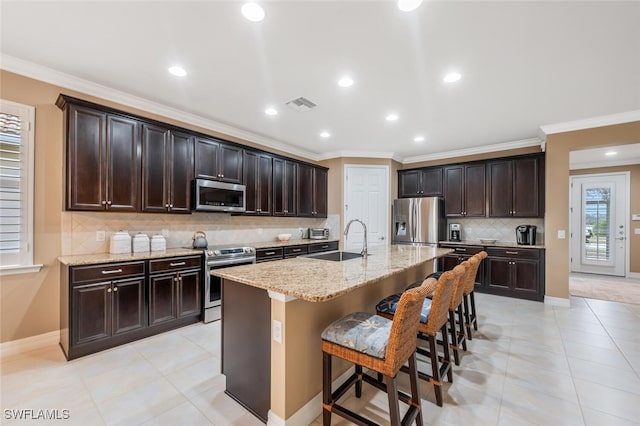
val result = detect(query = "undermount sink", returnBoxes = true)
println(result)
[305,251,366,262]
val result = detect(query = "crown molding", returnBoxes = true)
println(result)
[540,110,640,136]
[0,53,320,162]
[316,150,403,162]
[402,137,543,165]
[570,157,640,170]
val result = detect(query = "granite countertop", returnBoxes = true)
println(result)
[439,240,546,249]
[249,238,339,249]
[58,248,203,266]
[212,245,453,302]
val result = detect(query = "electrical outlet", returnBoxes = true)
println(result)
[96,230,105,242]
[162,229,169,237]
[273,320,282,344]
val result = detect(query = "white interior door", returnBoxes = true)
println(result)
[570,173,628,276]
[344,165,389,251]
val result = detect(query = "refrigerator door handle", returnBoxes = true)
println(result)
[411,200,417,242]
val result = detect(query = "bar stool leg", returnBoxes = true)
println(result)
[471,292,478,330]
[408,352,423,426]
[385,375,401,426]
[449,310,460,366]
[463,295,473,340]
[441,324,453,383]
[322,352,332,426]
[355,364,363,398]
[428,335,443,407]
[457,305,467,351]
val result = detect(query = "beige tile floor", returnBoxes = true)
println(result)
[2,293,640,425]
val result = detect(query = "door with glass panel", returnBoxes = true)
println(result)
[570,173,627,276]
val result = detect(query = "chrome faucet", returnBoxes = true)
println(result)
[344,219,368,257]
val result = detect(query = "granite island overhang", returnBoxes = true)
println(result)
[212,244,453,425]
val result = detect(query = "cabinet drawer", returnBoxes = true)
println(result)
[308,241,338,253]
[149,255,202,273]
[284,245,308,258]
[71,261,145,284]
[487,247,540,259]
[440,245,484,255]
[256,247,284,262]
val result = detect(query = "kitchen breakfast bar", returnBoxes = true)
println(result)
[212,244,453,425]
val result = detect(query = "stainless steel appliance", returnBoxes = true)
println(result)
[200,245,256,322]
[516,225,537,245]
[309,228,330,240]
[392,197,446,246]
[192,179,246,213]
[449,223,461,242]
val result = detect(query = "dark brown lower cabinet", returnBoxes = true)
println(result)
[438,245,485,290]
[61,255,202,360]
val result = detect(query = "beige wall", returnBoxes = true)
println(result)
[545,122,640,299]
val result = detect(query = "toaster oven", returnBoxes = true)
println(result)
[309,228,329,240]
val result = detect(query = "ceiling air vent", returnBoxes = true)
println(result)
[286,97,317,112]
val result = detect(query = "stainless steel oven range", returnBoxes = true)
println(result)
[202,245,256,323]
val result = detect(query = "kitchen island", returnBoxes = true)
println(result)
[212,244,452,425]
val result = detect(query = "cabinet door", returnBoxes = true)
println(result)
[244,151,259,214]
[219,144,243,184]
[512,157,539,217]
[486,257,511,291]
[194,137,220,180]
[296,164,314,217]
[444,166,464,216]
[313,168,328,217]
[141,123,169,212]
[488,160,513,217]
[67,105,106,210]
[399,170,420,197]
[257,154,273,215]
[112,278,145,335]
[178,270,201,318]
[149,273,178,326]
[273,158,297,216]
[167,130,193,213]
[72,282,111,345]
[512,259,539,295]
[421,167,443,196]
[438,254,461,273]
[464,163,486,217]
[106,115,139,211]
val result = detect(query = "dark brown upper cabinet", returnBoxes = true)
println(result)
[60,100,140,212]
[488,155,544,218]
[244,150,273,215]
[443,163,485,217]
[398,167,443,198]
[297,164,328,218]
[141,123,193,214]
[194,137,243,184]
[273,158,297,216]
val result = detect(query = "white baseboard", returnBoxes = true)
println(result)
[627,272,640,280]
[544,296,570,307]
[0,330,59,358]
[267,368,353,426]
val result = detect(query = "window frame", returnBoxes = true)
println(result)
[0,99,42,276]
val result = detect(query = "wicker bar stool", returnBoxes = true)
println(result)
[462,251,487,340]
[321,278,435,426]
[376,265,466,407]
[446,258,475,366]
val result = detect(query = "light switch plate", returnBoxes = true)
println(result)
[557,230,566,239]
[632,214,640,221]
[635,228,640,235]
[273,320,282,344]
[96,230,105,242]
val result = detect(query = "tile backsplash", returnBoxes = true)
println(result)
[448,218,544,244]
[62,212,339,255]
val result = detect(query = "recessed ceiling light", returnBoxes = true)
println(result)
[397,0,423,12]
[241,2,265,22]
[168,66,187,77]
[443,72,462,83]
[320,131,331,139]
[605,151,618,156]
[338,76,354,88]
[413,135,425,143]
[385,113,399,122]
[264,107,278,116]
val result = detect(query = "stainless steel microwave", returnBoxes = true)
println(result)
[192,179,246,213]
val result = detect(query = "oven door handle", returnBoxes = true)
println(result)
[207,257,256,268]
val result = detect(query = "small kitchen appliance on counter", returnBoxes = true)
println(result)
[449,223,461,242]
[309,228,330,240]
[516,225,537,245]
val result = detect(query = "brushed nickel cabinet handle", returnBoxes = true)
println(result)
[456,248,467,252]
[265,251,276,256]
[506,251,519,255]
[292,249,301,252]
[101,269,123,275]
[170,262,186,267]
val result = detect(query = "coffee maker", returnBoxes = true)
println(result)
[449,223,461,242]
[516,225,537,245]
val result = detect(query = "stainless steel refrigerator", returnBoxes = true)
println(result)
[392,197,446,246]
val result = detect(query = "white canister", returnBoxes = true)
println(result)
[132,233,150,253]
[151,235,166,252]
[109,231,131,254]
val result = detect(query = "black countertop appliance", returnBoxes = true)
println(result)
[516,225,537,245]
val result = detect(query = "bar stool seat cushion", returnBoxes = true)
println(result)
[376,293,432,324]
[321,312,392,360]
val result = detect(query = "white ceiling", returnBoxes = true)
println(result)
[1,1,639,163]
